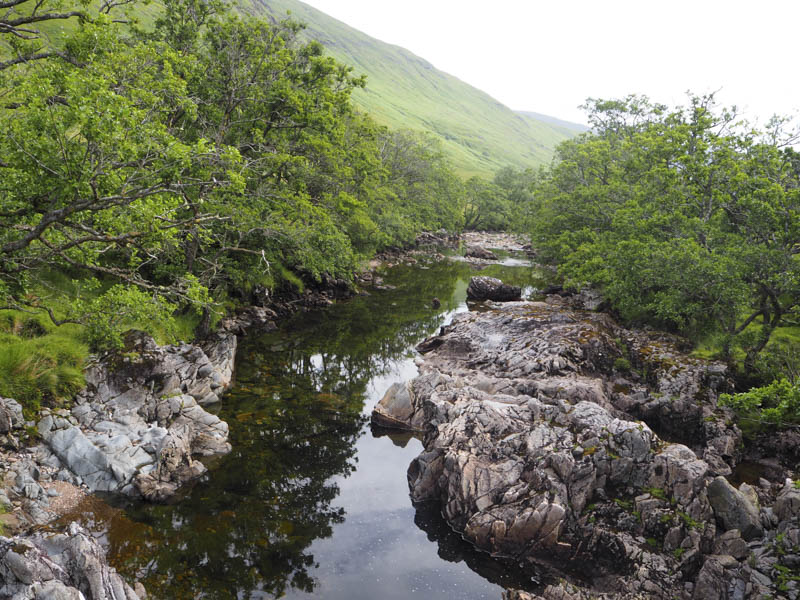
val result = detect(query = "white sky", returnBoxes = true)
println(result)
[299,0,799,126]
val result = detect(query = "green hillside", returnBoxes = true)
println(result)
[3,0,582,177]
[239,0,582,176]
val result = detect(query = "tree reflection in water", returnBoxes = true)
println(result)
[74,259,548,599]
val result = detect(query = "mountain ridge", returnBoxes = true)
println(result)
[243,0,583,176]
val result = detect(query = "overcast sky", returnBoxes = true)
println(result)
[299,0,799,126]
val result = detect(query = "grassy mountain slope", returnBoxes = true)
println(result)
[241,0,582,176]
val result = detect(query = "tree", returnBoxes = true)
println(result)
[370,129,464,246]
[0,15,235,344]
[463,177,509,231]
[533,94,800,372]
[2,1,473,349]
[0,0,142,70]
[492,166,538,231]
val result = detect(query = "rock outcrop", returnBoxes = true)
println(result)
[0,398,23,434]
[0,523,144,600]
[466,276,522,302]
[36,331,235,501]
[373,300,797,599]
[707,476,764,540]
[0,397,24,449]
[465,246,498,261]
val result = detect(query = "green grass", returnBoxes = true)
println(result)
[0,268,204,417]
[0,313,87,418]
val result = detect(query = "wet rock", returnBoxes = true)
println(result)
[465,246,498,260]
[466,276,521,302]
[371,382,425,431]
[219,306,277,336]
[707,476,764,541]
[0,523,142,599]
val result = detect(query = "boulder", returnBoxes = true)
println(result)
[0,523,142,599]
[464,246,497,260]
[466,276,521,302]
[0,397,24,433]
[774,481,800,522]
[713,529,749,560]
[371,382,425,431]
[707,476,764,541]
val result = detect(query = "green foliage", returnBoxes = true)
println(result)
[613,498,633,511]
[613,357,632,372]
[1,0,475,363]
[719,379,800,434]
[534,94,800,373]
[644,487,667,501]
[79,285,178,351]
[0,314,87,416]
[677,510,703,531]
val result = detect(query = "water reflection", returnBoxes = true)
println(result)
[72,257,549,599]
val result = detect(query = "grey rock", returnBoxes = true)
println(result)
[378,301,744,598]
[0,397,24,433]
[0,524,142,599]
[713,529,749,560]
[371,382,425,431]
[466,276,521,302]
[464,246,497,261]
[775,482,800,522]
[38,332,235,501]
[707,476,764,541]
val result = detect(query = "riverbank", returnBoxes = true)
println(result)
[0,231,471,598]
[373,294,800,599]
[5,232,796,599]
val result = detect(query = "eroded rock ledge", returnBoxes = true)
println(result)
[373,300,800,600]
[32,331,236,502]
[0,523,144,600]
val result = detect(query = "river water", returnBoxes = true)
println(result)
[65,254,549,599]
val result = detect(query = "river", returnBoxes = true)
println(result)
[63,253,549,599]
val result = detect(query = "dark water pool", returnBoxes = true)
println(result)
[66,257,550,599]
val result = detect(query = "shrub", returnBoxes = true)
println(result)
[719,379,800,435]
[613,357,632,372]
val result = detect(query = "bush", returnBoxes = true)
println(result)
[0,332,87,417]
[719,378,800,436]
[614,357,631,372]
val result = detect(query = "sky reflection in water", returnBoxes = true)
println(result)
[71,257,549,599]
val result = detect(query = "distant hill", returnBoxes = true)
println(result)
[240,0,584,176]
[516,111,590,134]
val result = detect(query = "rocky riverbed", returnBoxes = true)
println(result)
[373,293,800,599]
[3,234,799,599]
[0,328,241,598]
